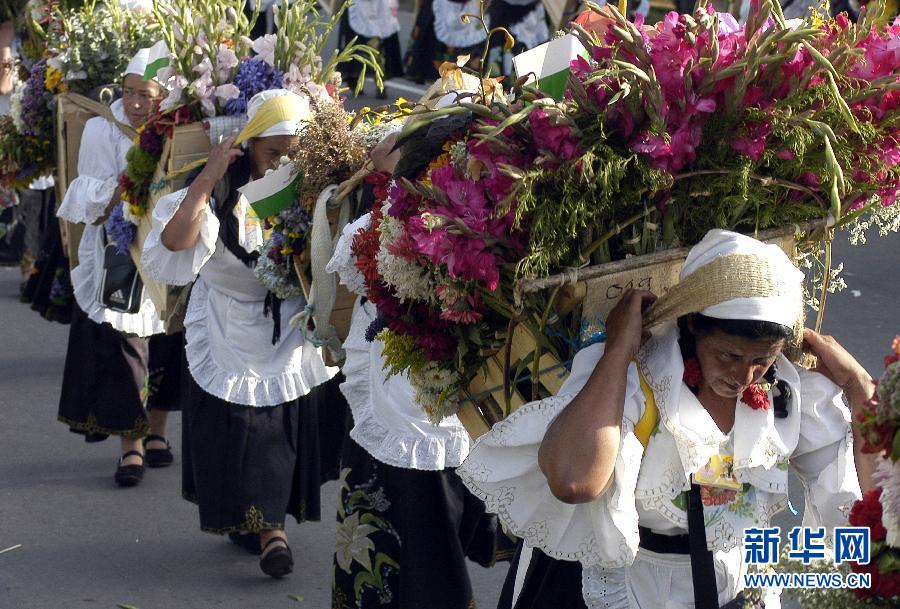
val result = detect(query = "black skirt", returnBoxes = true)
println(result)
[332,436,516,609]
[57,307,150,440]
[338,10,404,85]
[21,189,74,324]
[403,0,486,84]
[147,331,184,411]
[497,543,587,609]
[181,373,347,534]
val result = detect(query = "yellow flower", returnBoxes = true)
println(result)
[427,152,451,173]
[44,66,64,93]
[280,246,294,255]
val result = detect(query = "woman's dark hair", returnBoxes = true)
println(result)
[677,314,792,418]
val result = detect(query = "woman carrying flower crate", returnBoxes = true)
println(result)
[141,89,338,578]
[458,230,879,608]
[317,121,513,607]
[55,49,183,487]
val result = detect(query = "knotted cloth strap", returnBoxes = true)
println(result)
[641,253,804,355]
[167,95,308,181]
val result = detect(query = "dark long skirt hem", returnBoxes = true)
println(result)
[57,307,150,441]
[57,414,150,441]
[182,373,347,535]
[182,490,288,535]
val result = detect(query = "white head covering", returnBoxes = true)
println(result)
[246,89,311,138]
[125,48,150,79]
[679,229,804,329]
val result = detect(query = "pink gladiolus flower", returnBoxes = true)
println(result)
[732,122,772,161]
[530,109,581,161]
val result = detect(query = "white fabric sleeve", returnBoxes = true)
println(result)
[325,212,371,296]
[56,117,120,224]
[140,187,220,286]
[457,342,645,568]
[790,366,862,530]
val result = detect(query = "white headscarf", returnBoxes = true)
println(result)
[246,89,311,138]
[679,229,804,329]
[124,48,151,79]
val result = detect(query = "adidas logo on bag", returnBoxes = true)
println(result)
[110,289,127,305]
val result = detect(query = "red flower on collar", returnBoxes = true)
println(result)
[741,383,770,411]
[683,357,703,388]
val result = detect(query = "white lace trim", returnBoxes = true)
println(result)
[71,225,164,337]
[140,188,218,286]
[432,0,488,48]
[348,0,400,39]
[509,3,549,51]
[183,280,320,406]
[582,564,630,609]
[325,213,370,297]
[340,299,470,470]
[458,395,642,568]
[56,175,118,225]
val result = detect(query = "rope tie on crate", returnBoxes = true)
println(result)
[641,252,805,360]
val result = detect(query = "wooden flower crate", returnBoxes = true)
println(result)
[128,121,212,331]
[457,224,808,439]
[55,92,133,268]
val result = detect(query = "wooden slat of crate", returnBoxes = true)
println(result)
[55,95,97,268]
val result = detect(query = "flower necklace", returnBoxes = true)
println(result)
[683,357,771,411]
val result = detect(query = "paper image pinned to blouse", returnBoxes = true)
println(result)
[693,454,742,491]
[238,162,303,218]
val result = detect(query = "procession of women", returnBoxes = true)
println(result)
[1,0,898,607]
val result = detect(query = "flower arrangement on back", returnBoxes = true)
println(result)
[350,0,900,422]
[121,0,382,215]
[46,0,160,95]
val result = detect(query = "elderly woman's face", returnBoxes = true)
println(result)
[694,330,785,399]
[249,135,299,179]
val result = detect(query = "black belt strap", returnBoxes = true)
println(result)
[638,526,691,555]
[688,482,720,609]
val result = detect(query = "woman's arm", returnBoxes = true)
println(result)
[538,289,656,504]
[161,136,242,252]
[802,328,879,493]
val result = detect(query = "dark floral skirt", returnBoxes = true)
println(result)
[332,436,515,609]
[182,373,347,534]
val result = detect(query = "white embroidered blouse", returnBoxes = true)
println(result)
[326,214,471,471]
[140,186,331,407]
[458,321,861,606]
[56,99,163,337]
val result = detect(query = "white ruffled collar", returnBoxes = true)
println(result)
[634,322,800,488]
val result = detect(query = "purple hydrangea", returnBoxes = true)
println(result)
[105,203,137,254]
[20,59,55,138]
[224,58,284,116]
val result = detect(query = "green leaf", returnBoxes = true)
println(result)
[287,594,305,602]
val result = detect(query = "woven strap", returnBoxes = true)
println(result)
[57,92,138,141]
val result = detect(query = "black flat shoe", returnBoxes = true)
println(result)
[143,434,174,468]
[114,451,144,487]
[259,537,293,578]
[228,531,262,555]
